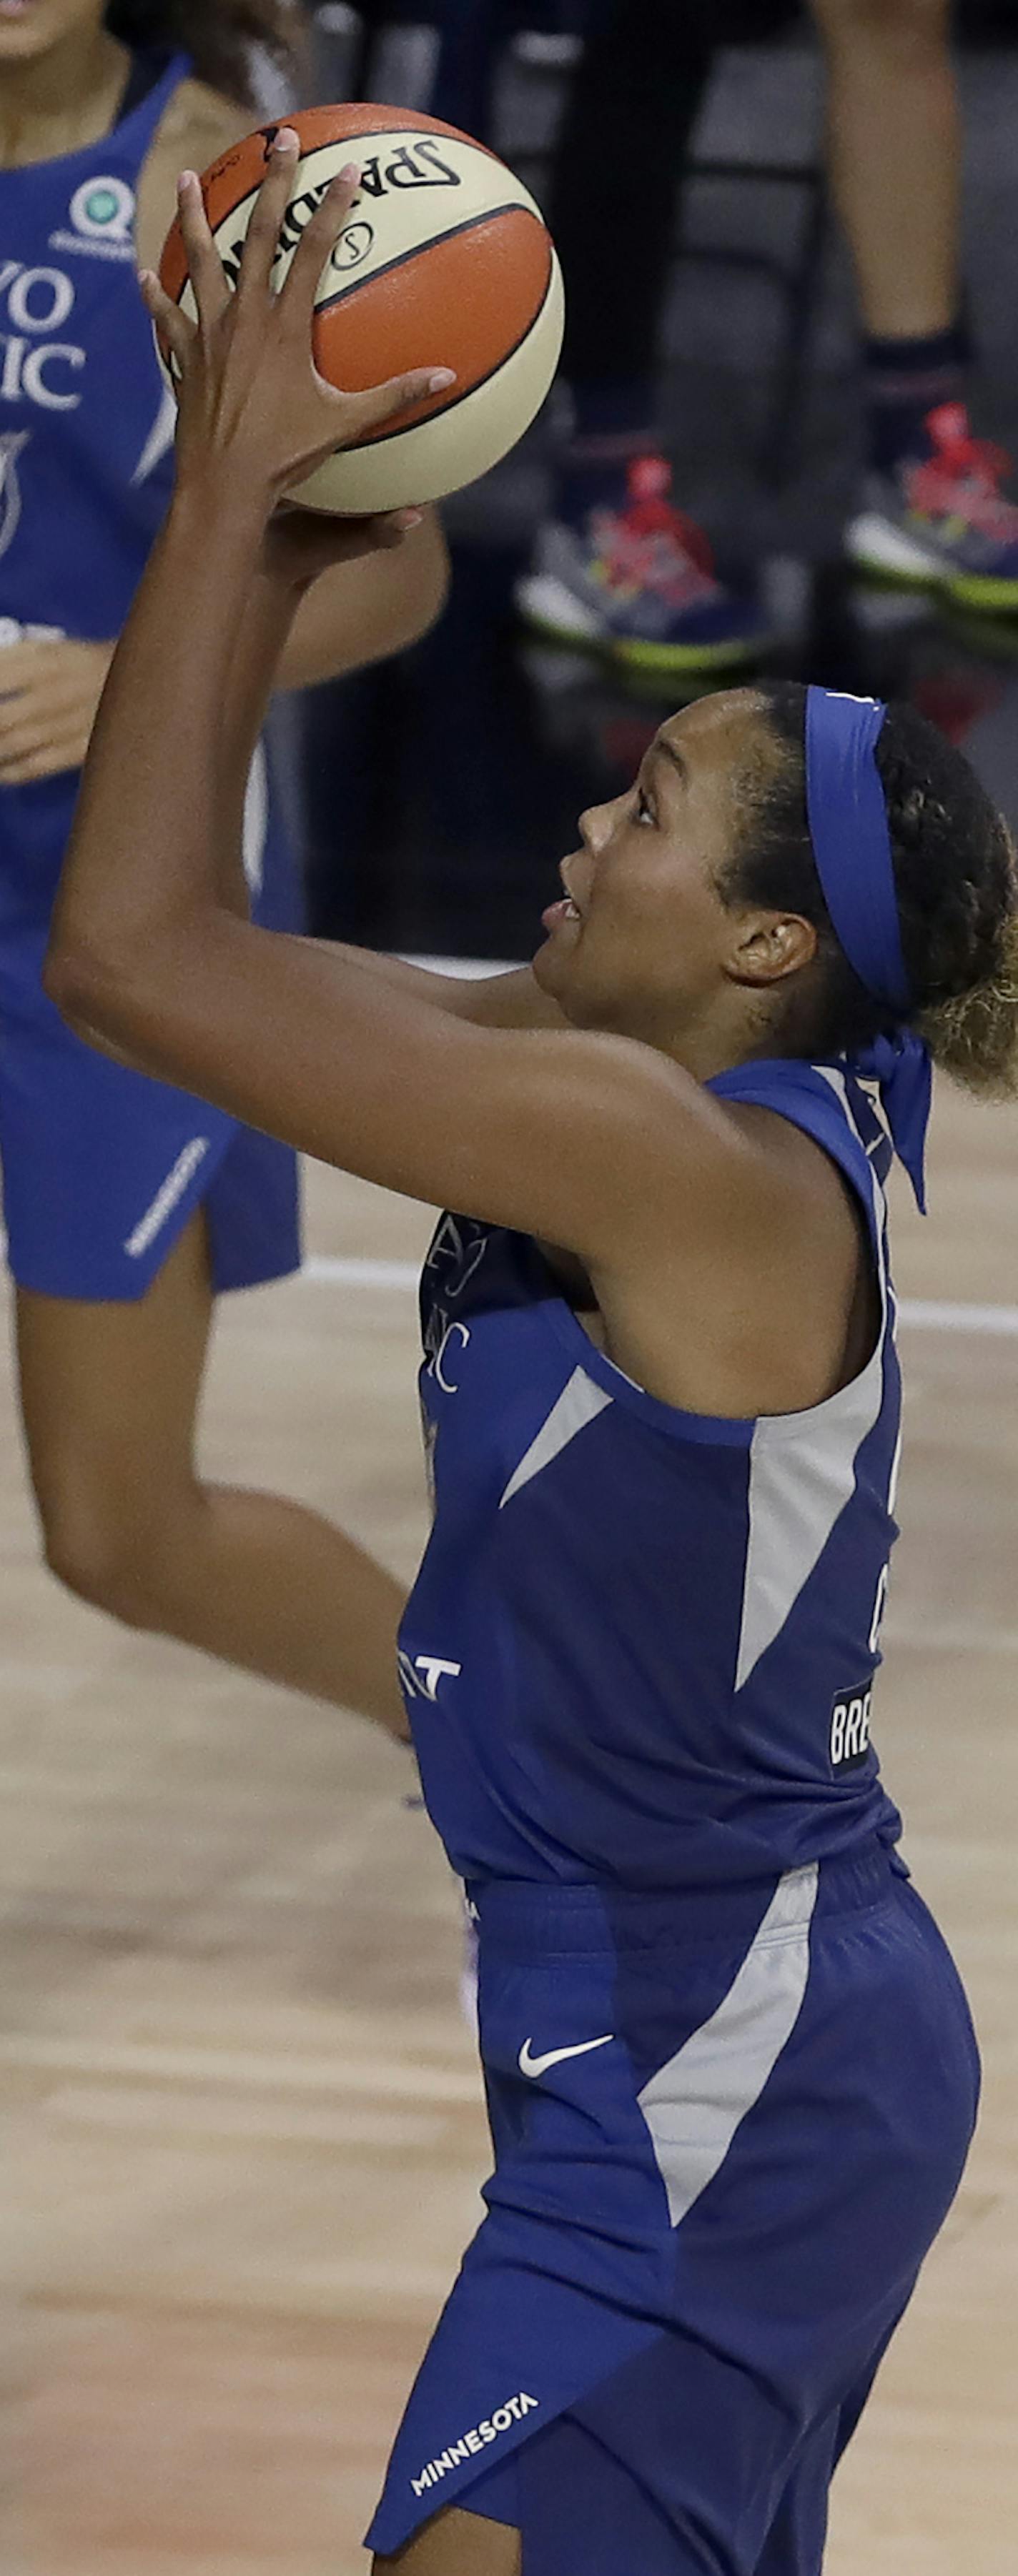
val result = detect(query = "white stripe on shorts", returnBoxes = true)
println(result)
[638,1861,819,2227]
[124,1136,211,1260]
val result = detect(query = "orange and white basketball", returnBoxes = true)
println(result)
[158,102,565,515]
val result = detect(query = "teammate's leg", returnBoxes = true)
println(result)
[373,2506,520,2576]
[515,0,763,667]
[809,0,1018,596]
[17,1211,409,1730]
[810,0,959,339]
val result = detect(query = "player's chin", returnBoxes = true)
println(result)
[0,1,49,51]
[532,926,575,1004]
[533,928,607,1028]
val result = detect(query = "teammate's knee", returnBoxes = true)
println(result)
[39,1486,192,1627]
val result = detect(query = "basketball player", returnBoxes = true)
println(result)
[49,144,1018,2574]
[0,1,448,1730]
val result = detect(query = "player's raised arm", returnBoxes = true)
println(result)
[45,131,772,1275]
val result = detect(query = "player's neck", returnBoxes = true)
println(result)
[0,28,129,169]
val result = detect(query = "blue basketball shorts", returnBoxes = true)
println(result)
[0,757,302,1303]
[367,1844,980,2572]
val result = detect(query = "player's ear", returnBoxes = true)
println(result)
[727,910,818,990]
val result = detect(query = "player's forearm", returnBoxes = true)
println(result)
[275,508,449,692]
[48,472,271,995]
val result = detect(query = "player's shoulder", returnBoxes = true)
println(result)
[136,78,252,269]
[152,76,252,170]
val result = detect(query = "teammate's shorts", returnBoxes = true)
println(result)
[367,1843,979,2573]
[0,758,301,1303]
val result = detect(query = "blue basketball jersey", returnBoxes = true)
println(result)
[0,50,187,906]
[399,1059,905,1889]
[0,52,184,649]
[0,54,303,1307]
[0,52,295,925]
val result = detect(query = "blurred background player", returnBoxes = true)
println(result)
[0,0,447,1728]
[512,0,1018,668]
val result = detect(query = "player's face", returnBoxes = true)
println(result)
[535,690,768,1053]
[0,0,107,67]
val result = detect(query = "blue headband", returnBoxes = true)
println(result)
[804,686,931,1212]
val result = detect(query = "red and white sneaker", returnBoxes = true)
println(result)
[845,403,1018,610]
[515,457,766,670]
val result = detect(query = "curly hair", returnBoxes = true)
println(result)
[104,1,307,108]
[725,680,1018,1098]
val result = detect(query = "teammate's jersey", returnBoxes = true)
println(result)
[0,51,287,923]
[400,1058,905,1889]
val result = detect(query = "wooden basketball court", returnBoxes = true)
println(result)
[4,1085,1017,2576]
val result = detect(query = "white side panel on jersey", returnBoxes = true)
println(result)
[638,1861,819,2228]
[243,740,269,898]
[735,1090,889,1694]
[500,1364,611,1510]
[131,379,177,487]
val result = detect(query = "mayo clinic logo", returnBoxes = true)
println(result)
[51,175,137,263]
[0,264,85,412]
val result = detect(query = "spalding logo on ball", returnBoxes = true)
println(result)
[158,103,565,515]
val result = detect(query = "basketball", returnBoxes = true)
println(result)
[157,103,565,516]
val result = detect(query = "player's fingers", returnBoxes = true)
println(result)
[0,718,52,769]
[282,163,361,323]
[0,642,45,695]
[330,365,456,443]
[238,126,301,303]
[0,750,74,782]
[138,269,194,374]
[177,170,229,327]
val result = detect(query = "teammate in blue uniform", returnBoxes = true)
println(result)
[0,0,447,1728]
[49,146,1018,2574]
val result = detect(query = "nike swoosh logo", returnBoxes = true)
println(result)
[518,2033,614,2079]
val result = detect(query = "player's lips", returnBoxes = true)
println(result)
[0,3,36,19]
[541,853,591,935]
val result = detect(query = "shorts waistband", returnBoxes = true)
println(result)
[465,1839,904,1958]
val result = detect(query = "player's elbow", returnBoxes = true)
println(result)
[43,925,145,1053]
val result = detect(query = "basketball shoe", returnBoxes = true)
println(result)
[515,456,766,670]
[845,402,1018,610]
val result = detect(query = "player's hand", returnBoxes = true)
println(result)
[259,497,425,595]
[138,129,455,512]
[0,637,114,784]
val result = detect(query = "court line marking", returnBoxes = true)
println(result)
[0,2032,480,2102]
[302,1257,1018,1336]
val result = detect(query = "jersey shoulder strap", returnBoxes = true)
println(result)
[707,1058,891,1263]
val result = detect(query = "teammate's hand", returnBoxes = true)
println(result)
[0,637,114,784]
[138,129,455,512]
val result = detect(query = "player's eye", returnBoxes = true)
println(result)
[635,787,656,827]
